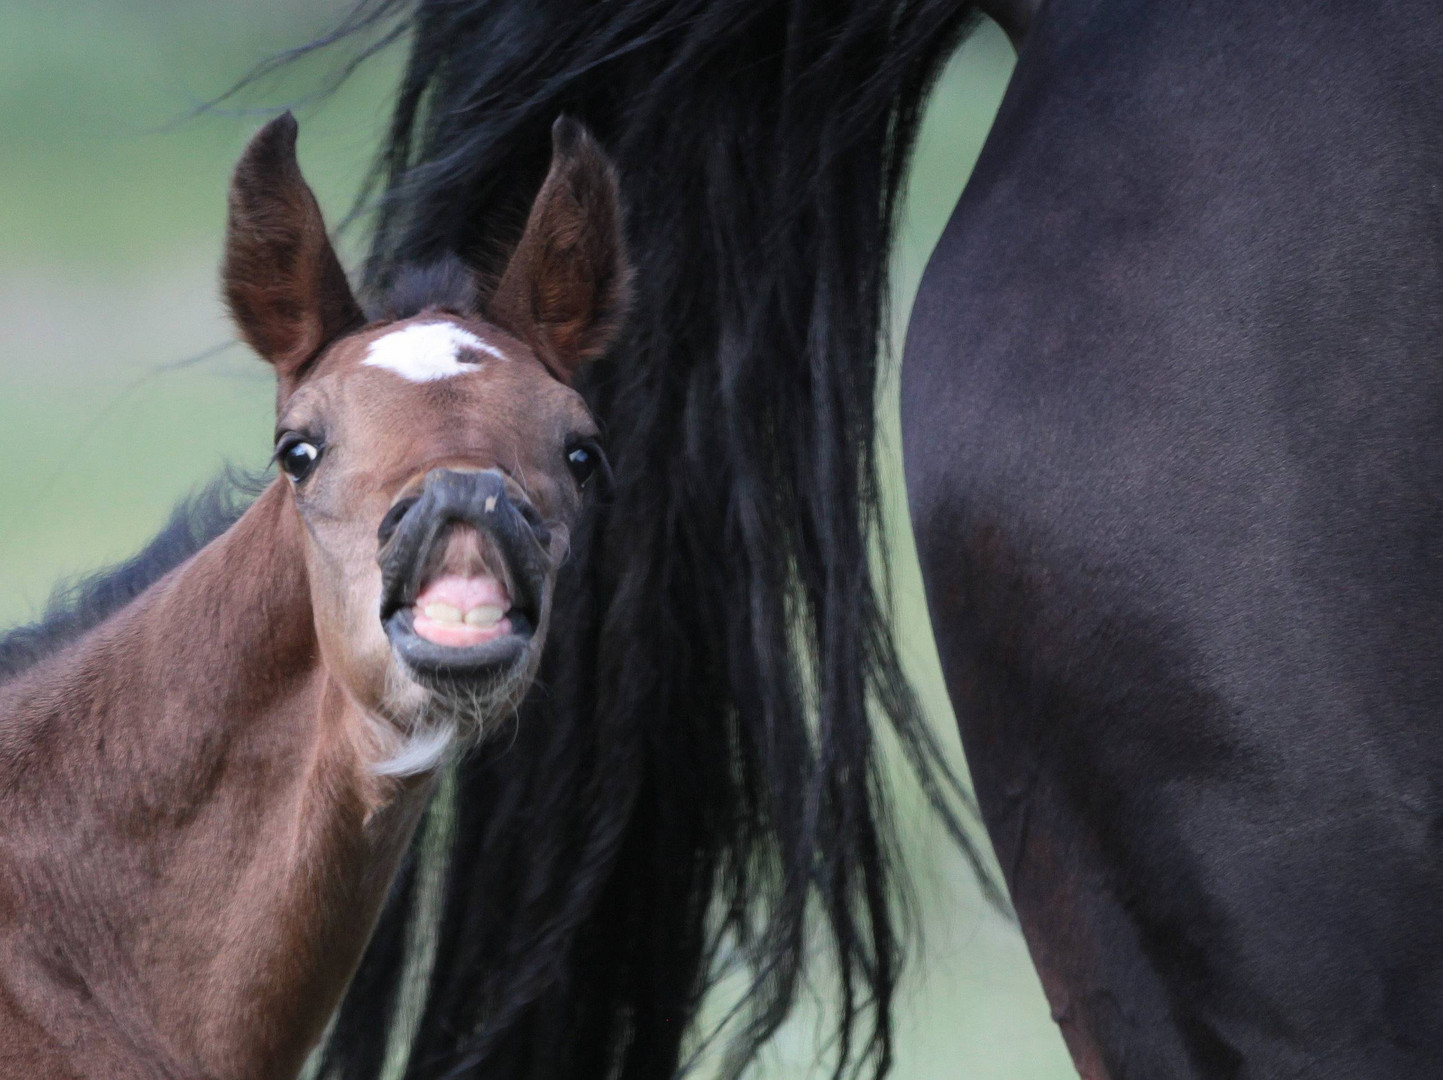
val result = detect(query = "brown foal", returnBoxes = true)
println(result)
[0,113,629,1079]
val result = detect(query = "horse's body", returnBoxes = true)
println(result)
[299,1,1443,1076]
[906,1,1443,1073]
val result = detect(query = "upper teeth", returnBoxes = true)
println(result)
[465,605,504,627]
[421,602,505,628]
[423,602,463,625]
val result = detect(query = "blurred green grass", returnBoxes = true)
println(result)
[0,6,1073,1077]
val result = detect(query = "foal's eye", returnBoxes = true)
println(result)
[566,444,597,488]
[279,439,321,483]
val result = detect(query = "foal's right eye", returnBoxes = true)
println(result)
[279,439,321,483]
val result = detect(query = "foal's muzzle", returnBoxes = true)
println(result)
[377,468,551,680]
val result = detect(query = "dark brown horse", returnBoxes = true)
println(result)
[0,113,627,1079]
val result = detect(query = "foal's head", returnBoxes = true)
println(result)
[223,114,629,771]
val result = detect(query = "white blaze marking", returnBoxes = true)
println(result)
[363,322,506,382]
[484,495,497,513]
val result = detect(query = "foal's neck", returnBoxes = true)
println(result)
[0,482,427,1080]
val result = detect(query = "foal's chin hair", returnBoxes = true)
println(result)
[373,659,532,778]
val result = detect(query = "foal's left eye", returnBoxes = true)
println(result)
[279,440,321,483]
[566,444,597,488]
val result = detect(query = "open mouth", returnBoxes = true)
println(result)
[381,525,539,680]
[412,571,515,648]
[377,472,548,682]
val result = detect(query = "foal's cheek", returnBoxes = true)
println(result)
[301,525,395,711]
[340,560,396,707]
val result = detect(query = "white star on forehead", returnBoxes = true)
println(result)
[363,322,507,382]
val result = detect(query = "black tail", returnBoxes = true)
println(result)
[300,1,990,1077]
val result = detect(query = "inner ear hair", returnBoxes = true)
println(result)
[222,112,365,392]
[486,117,633,382]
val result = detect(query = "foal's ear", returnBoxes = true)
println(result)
[487,118,633,382]
[223,113,364,393]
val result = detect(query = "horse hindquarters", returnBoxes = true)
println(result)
[902,0,1443,1076]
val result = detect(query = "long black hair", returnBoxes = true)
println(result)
[287,2,991,1077]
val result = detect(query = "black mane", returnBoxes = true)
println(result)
[208,4,997,1075]
[0,471,264,685]
[276,2,998,1080]
[271,1,1005,1078]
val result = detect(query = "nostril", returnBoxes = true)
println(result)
[515,501,551,547]
[378,496,420,548]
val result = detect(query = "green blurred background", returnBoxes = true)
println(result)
[0,4,1072,1076]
